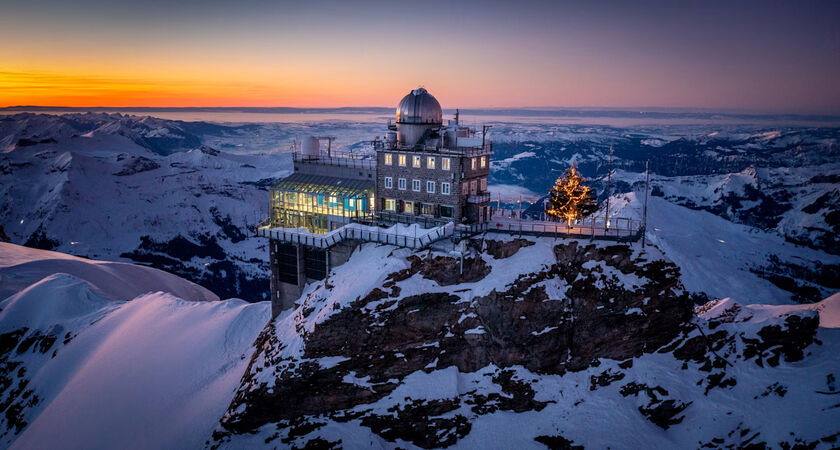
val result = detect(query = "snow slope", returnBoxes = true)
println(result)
[0,242,218,302]
[605,192,840,305]
[0,243,270,449]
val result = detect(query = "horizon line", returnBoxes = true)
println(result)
[2,105,839,118]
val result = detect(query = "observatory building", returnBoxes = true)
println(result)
[377,88,492,223]
[259,88,493,316]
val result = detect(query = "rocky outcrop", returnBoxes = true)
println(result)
[213,239,831,448]
[213,241,700,447]
[481,238,535,259]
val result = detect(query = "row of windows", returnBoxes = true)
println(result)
[383,153,486,170]
[383,199,455,218]
[384,177,451,195]
[470,156,487,170]
[384,153,450,170]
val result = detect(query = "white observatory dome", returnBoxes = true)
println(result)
[396,88,442,125]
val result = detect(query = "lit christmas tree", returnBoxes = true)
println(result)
[545,165,599,225]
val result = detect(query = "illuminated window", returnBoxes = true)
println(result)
[384,177,393,189]
[441,182,450,195]
[480,177,487,191]
[427,156,435,169]
[471,158,476,170]
[422,203,434,215]
[413,155,421,168]
[317,195,324,205]
[426,181,435,193]
[404,200,414,214]
[384,153,393,165]
[442,157,450,170]
[398,178,406,190]
[398,154,406,166]
[329,196,338,207]
[412,179,421,192]
[385,198,396,211]
[480,156,486,168]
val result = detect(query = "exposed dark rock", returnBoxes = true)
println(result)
[482,238,535,259]
[742,315,819,367]
[359,398,470,448]
[23,226,60,251]
[0,226,10,243]
[113,156,160,176]
[535,434,584,449]
[590,368,625,390]
[638,399,692,429]
[406,254,491,286]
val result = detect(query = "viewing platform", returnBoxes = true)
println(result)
[257,221,455,250]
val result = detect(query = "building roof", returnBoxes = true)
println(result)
[273,172,374,197]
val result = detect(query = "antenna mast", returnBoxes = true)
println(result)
[642,159,650,249]
[482,125,492,149]
[604,145,613,229]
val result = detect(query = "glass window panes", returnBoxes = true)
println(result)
[441,182,450,195]
[413,155,421,168]
[385,177,393,189]
[398,154,406,166]
[384,153,392,165]
[471,158,476,170]
[385,198,396,211]
[481,156,486,168]
[404,200,414,214]
[442,157,450,170]
[480,177,487,191]
[398,178,406,190]
[412,179,421,191]
[427,156,435,169]
[426,181,435,193]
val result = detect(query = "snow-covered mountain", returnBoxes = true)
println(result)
[1,113,292,301]
[0,243,269,449]
[1,207,839,447]
[2,113,837,306]
[491,127,840,256]
[208,232,840,449]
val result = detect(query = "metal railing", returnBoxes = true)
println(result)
[257,221,455,250]
[487,215,643,241]
[382,142,493,156]
[375,211,455,228]
[293,152,376,169]
[466,193,491,203]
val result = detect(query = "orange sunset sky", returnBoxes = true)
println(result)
[1,0,839,112]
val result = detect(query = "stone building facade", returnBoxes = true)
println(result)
[375,148,491,223]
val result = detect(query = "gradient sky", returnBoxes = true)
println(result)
[1,0,839,112]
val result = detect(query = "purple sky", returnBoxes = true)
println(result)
[1,0,838,112]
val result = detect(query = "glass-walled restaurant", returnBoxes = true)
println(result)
[269,173,374,233]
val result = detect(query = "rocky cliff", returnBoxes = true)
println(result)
[210,236,840,449]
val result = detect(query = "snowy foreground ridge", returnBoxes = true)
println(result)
[211,234,840,449]
[1,240,839,448]
[0,243,269,449]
